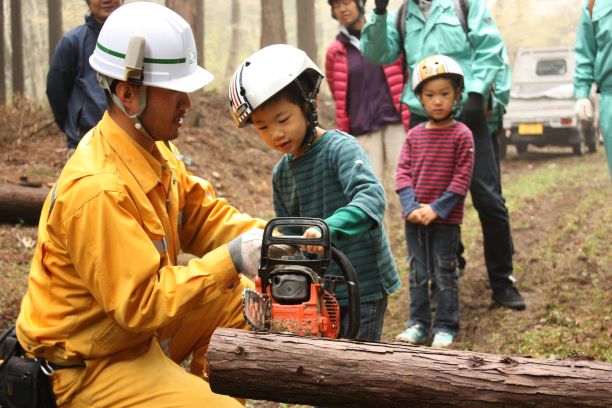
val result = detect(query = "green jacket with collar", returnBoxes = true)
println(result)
[574,0,612,97]
[360,0,504,117]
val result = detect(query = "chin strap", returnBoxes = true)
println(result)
[295,75,323,149]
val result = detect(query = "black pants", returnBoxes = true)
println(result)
[409,113,514,291]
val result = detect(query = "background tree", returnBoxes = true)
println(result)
[10,0,23,98]
[296,0,317,62]
[0,0,5,105]
[195,0,204,66]
[224,0,240,78]
[47,0,62,64]
[166,0,204,67]
[260,0,286,48]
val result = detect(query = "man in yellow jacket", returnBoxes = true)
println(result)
[16,3,271,406]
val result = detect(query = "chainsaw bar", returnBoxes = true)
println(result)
[242,288,271,332]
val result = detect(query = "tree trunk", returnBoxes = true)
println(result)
[260,0,286,48]
[0,183,49,224]
[47,0,62,65]
[10,0,24,98]
[207,328,612,407]
[0,0,5,105]
[195,0,204,67]
[296,0,317,63]
[224,0,240,78]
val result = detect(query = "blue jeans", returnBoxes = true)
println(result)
[340,296,388,341]
[405,223,460,335]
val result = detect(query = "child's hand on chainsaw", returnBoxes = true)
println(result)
[301,227,324,254]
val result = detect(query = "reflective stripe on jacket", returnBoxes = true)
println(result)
[574,0,612,97]
[325,38,410,132]
[360,0,504,117]
[16,112,264,365]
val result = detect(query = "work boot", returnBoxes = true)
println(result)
[492,286,526,310]
[395,324,428,345]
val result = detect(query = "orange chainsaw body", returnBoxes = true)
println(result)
[255,276,340,338]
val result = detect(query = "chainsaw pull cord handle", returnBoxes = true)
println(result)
[331,246,361,340]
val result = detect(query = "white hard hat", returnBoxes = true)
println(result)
[89,1,213,93]
[228,44,323,127]
[412,54,464,94]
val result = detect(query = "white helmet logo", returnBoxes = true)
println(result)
[188,48,196,65]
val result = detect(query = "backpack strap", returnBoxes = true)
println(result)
[588,0,595,17]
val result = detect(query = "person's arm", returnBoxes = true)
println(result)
[332,137,387,230]
[65,188,244,333]
[574,3,596,99]
[46,35,78,132]
[325,205,374,242]
[360,5,401,65]
[448,126,475,198]
[430,190,461,220]
[464,0,505,96]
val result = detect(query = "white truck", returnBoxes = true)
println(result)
[501,46,599,158]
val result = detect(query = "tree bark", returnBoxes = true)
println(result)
[47,0,62,65]
[0,183,49,224]
[207,328,612,407]
[224,0,240,78]
[260,0,286,48]
[10,0,24,97]
[195,0,204,67]
[296,0,317,63]
[0,0,5,105]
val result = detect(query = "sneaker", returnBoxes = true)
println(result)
[431,332,454,348]
[395,325,428,344]
[492,286,526,310]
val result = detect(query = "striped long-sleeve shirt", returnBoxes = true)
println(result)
[272,130,401,306]
[395,122,474,224]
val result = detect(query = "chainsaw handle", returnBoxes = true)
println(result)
[262,217,331,249]
[331,247,361,340]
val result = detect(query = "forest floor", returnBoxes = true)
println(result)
[0,93,610,407]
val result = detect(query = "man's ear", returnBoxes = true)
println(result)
[114,81,140,115]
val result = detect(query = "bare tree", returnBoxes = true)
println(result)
[225,0,240,77]
[47,0,62,64]
[167,0,205,69]
[296,0,317,62]
[0,0,5,105]
[260,0,286,48]
[195,0,204,66]
[10,0,24,97]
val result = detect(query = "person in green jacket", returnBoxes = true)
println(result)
[574,0,612,177]
[488,46,511,161]
[361,0,525,311]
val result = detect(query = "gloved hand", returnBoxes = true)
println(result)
[574,98,593,121]
[374,0,389,14]
[461,92,484,127]
[227,228,300,278]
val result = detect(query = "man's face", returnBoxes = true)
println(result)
[139,87,192,142]
[331,0,360,27]
[89,0,122,24]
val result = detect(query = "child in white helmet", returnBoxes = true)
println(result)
[229,44,401,341]
[394,55,474,348]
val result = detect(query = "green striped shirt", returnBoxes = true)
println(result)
[272,130,401,305]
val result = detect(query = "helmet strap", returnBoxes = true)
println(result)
[294,76,322,149]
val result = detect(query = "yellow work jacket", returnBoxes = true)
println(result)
[16,112,264,365]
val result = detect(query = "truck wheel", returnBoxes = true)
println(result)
[572,142,583,156]
[516,143,528,154]
[499,137,508,160]
[582,120,598,153]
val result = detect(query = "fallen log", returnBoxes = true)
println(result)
[207,328,612,407]
[0,182,49,224]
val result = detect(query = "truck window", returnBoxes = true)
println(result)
[536,59,567,76]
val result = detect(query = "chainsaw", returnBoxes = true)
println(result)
[242,217,360,339]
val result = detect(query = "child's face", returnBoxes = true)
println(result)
[251,97,309,157]
[418,77,460,122]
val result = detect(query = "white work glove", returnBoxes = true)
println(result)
[227,228,300,278]
[575,98,593,121]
